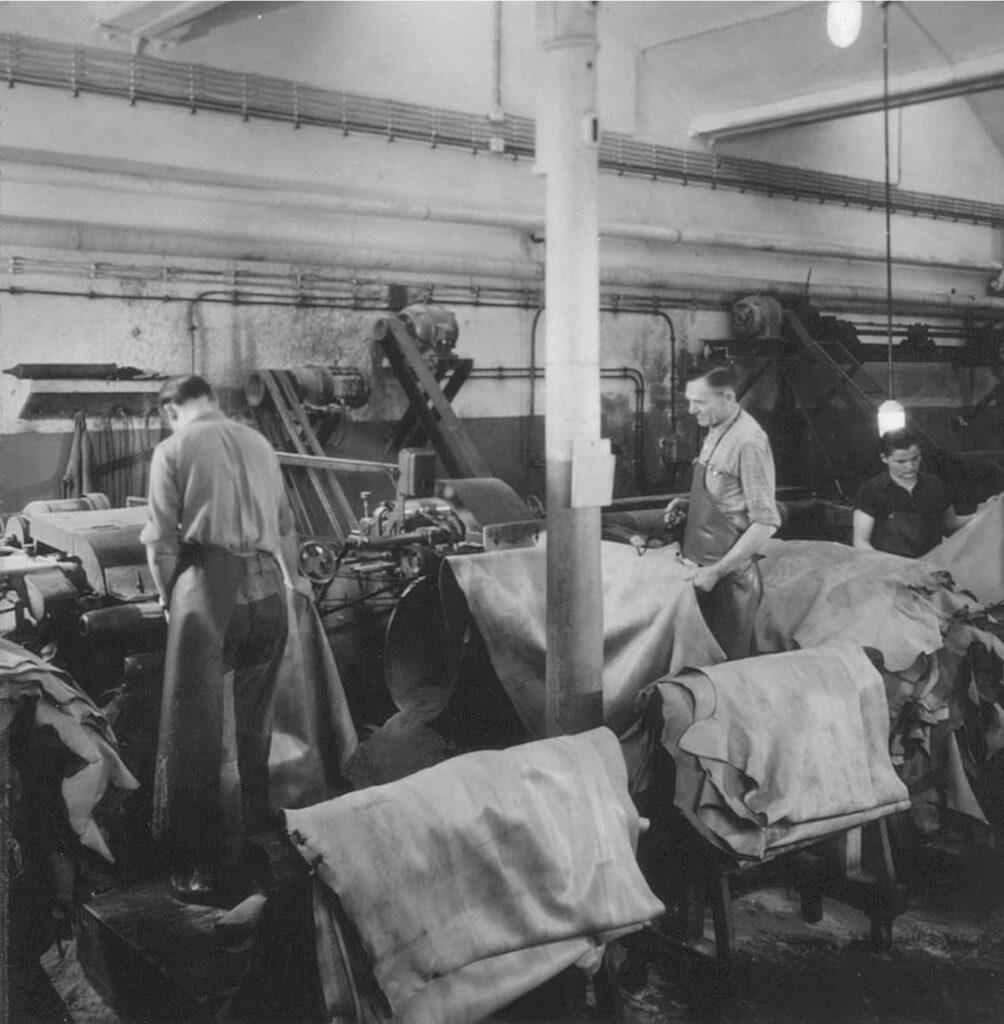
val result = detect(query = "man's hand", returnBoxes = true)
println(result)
[684,564,722,593]
[664,497,689,526]
[290,575,315,601]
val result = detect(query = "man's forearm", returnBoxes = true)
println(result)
[147,547,178,605]
[712,521,776,577]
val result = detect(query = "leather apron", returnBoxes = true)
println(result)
[682,451,763,662]
[153,546,286,867]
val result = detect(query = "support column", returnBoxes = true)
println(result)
[536,2,603,736]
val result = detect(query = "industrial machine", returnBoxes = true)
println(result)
[0,304,541,784]
[237,305,539,724]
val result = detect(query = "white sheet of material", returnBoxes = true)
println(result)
[284,727,664,1024]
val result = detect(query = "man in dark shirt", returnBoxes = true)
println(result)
[853,428,973,558]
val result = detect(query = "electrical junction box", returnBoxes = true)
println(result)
[398,449,437,499]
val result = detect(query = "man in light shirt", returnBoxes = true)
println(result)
[142,374,296,908]
[665,365,781,660]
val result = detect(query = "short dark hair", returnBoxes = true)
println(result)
[879,427,921,455]
[690,363,737,393]
[158,374,214,408]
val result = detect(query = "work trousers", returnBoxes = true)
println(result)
[153,548,287,868]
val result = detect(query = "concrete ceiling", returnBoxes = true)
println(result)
[81,1,1004,153]
[606,1,1004,149]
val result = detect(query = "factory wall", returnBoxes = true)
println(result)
[1,2,1002,517]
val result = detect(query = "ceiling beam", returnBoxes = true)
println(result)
[690,52,1004,142]
[90,1,230,51]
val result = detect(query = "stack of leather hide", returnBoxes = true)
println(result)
[283,727,664,1024]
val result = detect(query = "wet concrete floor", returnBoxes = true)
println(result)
[41,839,1004,1024]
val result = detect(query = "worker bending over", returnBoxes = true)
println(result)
[141,374,297,908]
[665,364,781,660]
[853,428,984,559]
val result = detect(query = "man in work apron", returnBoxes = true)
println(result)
[668,365,781,661]
[142,375,295,907]
[154,546,287,876]
[681,458,764,661]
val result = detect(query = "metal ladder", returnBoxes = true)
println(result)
[250,369,359,540]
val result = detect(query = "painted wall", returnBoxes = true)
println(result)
[1,1,1002,518]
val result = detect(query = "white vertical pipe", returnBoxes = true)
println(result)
[536,1,603,736]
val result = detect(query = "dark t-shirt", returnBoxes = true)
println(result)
[853,471,949,558]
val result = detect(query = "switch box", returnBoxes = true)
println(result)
[398,449,437,499]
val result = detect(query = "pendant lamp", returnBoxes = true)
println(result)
[827,1,863,49]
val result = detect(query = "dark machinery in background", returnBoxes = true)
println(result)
[711,294,1004,538]
[1,496,167,872]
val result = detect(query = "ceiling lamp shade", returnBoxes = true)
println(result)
[827,1,863,48]
[877,399,906,436]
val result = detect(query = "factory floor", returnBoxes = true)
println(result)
[37,833,1004,1024]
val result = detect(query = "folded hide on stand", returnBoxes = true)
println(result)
[656,643,912,859]
[284,727,664,1024]
[755,539,1004,831]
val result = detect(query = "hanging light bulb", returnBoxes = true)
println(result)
[827,1,863,48]
[877,399,906,436]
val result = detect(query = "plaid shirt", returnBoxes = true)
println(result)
[696,408,781,531]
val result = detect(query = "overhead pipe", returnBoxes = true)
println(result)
[600,223,1001,276]
[596,268,1004,318]
[6,270,1004,322]
[0,216,543,283]
[5,236,1004,317]
[6,148,1000,276]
